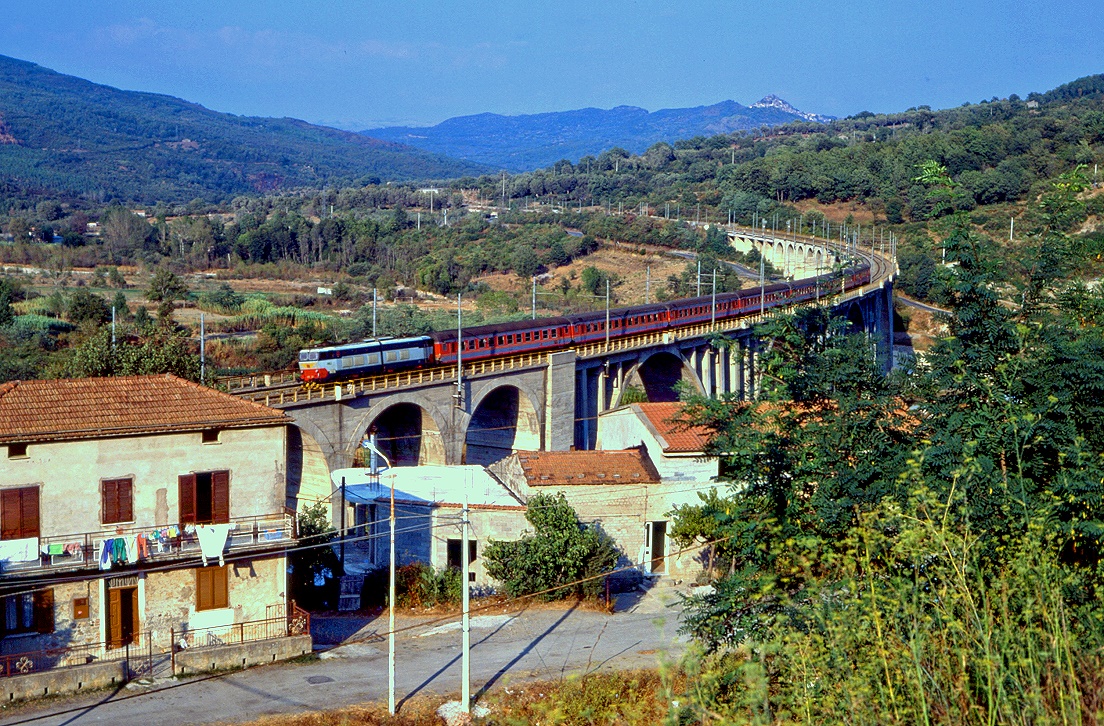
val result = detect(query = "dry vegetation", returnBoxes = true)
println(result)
[231,669,678,726]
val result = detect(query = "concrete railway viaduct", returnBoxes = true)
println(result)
[229,228,896,503]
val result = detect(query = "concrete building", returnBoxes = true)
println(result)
[335,465,527,588]
[0,375,296,657]
[491,446,719,584]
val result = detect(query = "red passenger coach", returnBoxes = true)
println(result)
[431,316,573,366]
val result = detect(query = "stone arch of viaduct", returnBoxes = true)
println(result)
[281,234,892,478]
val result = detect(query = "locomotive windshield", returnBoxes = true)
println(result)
[299,351,320,362]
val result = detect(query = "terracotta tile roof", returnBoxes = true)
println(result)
[516,448,660,486]
[633,402,711,453]
[0,374,290,444]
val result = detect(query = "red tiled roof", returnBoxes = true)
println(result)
[516,448,660,486]
[633,402,711,453]
[0,374,290,444]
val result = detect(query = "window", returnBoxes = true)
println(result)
[196,566,229,611]
[101,477,134,524]
[1,487,39,540]
[0,590,53,636]
[446,539,478,571]
[179,471,230,525]
[7,443,27,459]
[201,429,220,444]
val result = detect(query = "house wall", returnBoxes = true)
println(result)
[1,556,286,655]
[494,456,716,584]
[430,506,528,588]
[3,425,288,532]
[1,425,289,654]
[596,407,718,483]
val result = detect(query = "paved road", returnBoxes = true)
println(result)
[0,589,686,726]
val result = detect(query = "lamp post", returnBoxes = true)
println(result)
[357,440,395,714]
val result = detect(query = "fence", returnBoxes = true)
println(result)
[0,633,153,680]
[170,603,310,673]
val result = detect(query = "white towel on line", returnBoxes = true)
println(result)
[196,524,231,567]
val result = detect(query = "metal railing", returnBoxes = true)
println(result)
[2,511,295,576]
[169,603,310,672]
[241,351,552,405]
[0,633,153,680]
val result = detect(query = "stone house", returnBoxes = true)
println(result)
[491,446,719,584]
[334,465,527,588]
[0,375,296,657]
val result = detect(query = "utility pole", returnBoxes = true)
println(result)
[372,289,378,338]
[645,266,651,304]
[199,313,205,385]
[531,277,537,320]
[605,279,611,351]
[760,220,767,316]
[711,268,717,328]
[387,468,396,715]
[461,497,471,713]
[111,306,117,352]
[1010,216,1015,242]
[696,260,702,297]
[455,294,463,409]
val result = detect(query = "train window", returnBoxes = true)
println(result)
[368,353,380,365]
[400,349,410,360]
[385,350,398,362]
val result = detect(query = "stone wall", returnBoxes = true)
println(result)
[173,634,311,676]
[6,425,288,533]
[0,660,126,703]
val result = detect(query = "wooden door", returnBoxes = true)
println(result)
[108,586,139,648]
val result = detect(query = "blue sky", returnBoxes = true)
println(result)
[2,1,1101,130]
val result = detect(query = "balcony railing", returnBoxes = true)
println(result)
[0,510,296,577]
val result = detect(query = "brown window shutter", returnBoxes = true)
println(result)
[118,479,133,522]
[21,488,39,539]
[102,480,118,524]
[196,568,211,610]
[33,589,54,634]
[179,474,197,525]
[211,471,230,524]
[1,488,20,539]
[214,566,228,609]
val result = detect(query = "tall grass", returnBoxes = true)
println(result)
[206,298,346,334]
[680,485,1104,725]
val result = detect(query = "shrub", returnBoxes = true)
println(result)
[483,493,620,601]
[361,563,461,609]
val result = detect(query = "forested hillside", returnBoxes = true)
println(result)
[0,55,489,204]
[363,96,833,171]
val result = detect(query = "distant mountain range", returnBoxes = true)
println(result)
[0,55,489,204]
[363,97,835,171]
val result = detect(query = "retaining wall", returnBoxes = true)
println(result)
[1,660,126,702]
[173,634,312,676]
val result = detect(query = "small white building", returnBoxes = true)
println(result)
[333,465,527,587]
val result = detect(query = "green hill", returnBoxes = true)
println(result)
[0,55,489,203]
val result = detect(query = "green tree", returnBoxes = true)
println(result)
[289,502,343,610]
[0,286,13,328]
[145,268,189,321]
[483,493,620,601]
[66,289,111,326]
